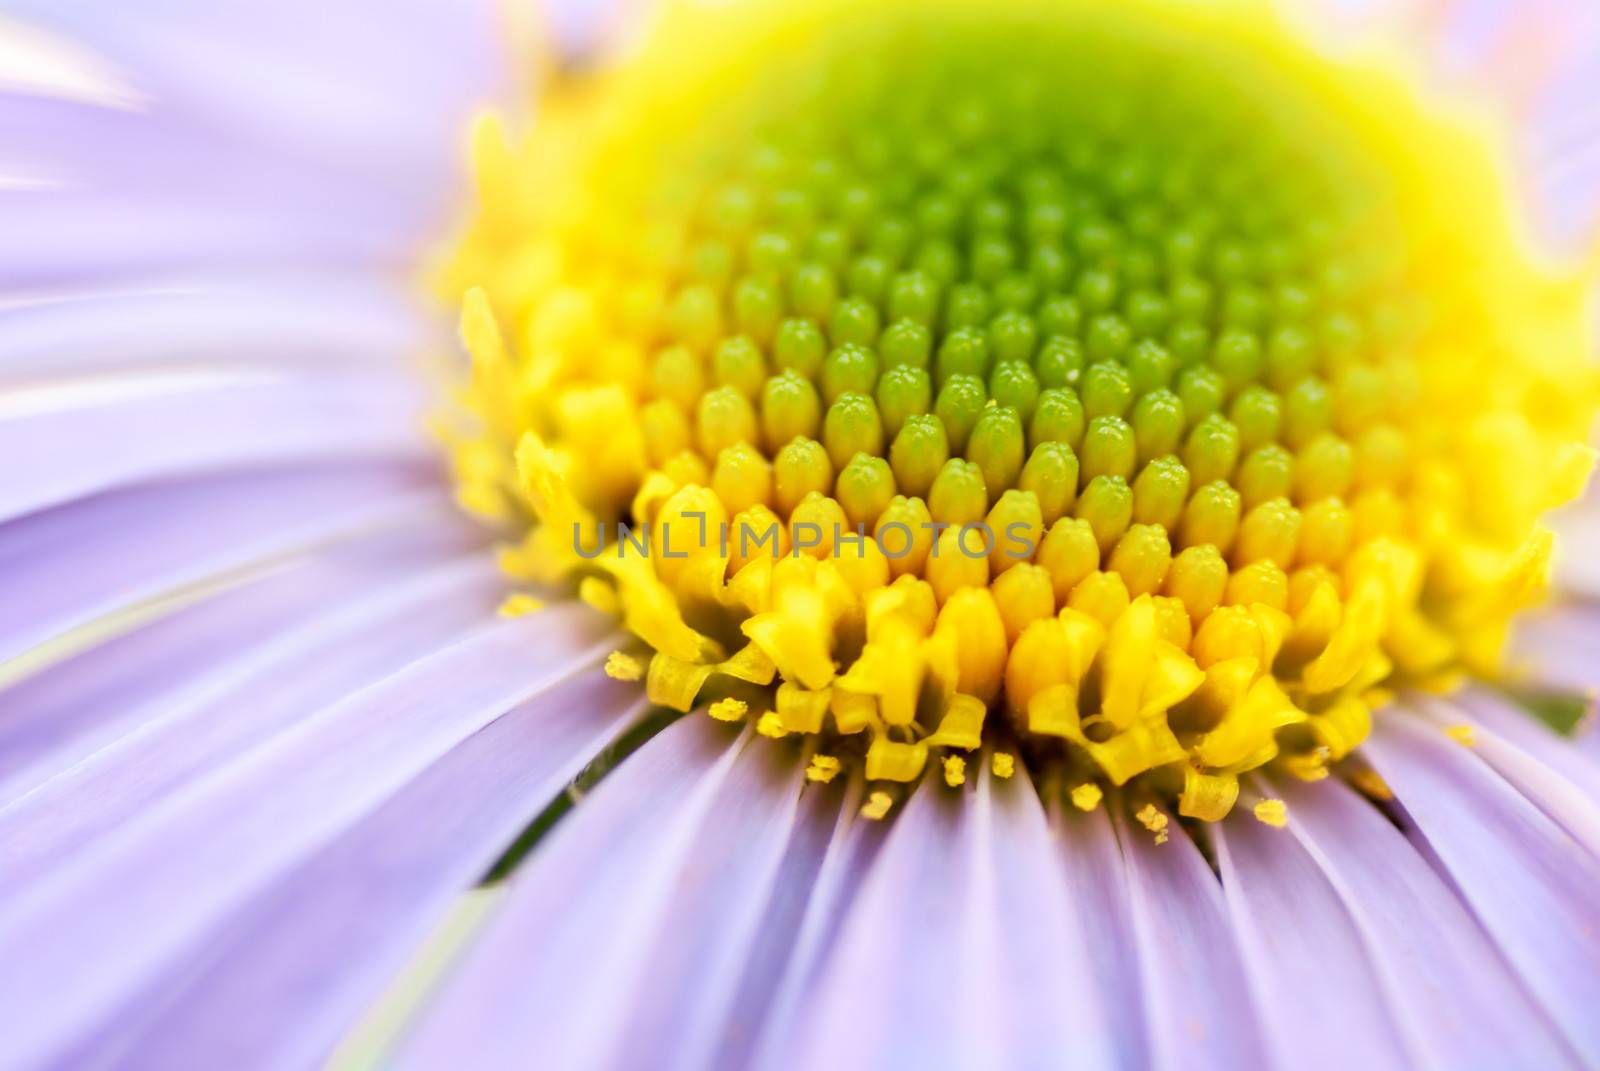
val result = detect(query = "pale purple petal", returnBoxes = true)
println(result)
[791,764,1121,1071]
[1504,603,1600,693]
[0,605,618,1070]
[672,778,846,1071]
[1365,712,1600,1060]
[983,766,1123,1067]
[1049,804,1147,1071]
[0,2,502,279]
[1117,809,1269,1071]
[743,780,887,1071]
[0,554,504,887]
[1275,774,1578,1068]
[1579,722,1600,766]
[0,461,439,664]
[1212,810,1412,1068]
[0,369,430,523]
[0,506,479,801]
[1413,692,1600,854]
[3,0,499,181]
[0,90,453,292]
[1449,686,1600,803]
[597,746,814,1069]
[75,679,649,1070]
[1550,499,1600,599]
[395,719,840,1069]
[394,715,760,1069]
[0,185,441,287]
[1524,25,1600,254]
[0,272,437,377]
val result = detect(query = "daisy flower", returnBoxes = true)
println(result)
[3,1,1599,1069]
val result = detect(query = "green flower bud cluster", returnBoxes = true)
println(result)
[595,23,1423,592]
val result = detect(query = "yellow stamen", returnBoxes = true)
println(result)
[604,651,643,682]
[1252,799,1289,828]
[860,790,894,820]
[943,755,967,788]
[708,697,748,723]
[806,754,842,783]
[1135,803,1170,845]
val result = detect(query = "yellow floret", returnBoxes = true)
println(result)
[443,0,1599,819]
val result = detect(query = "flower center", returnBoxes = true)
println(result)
[443,3,1596,821]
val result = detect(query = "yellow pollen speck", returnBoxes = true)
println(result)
[1136,803,1170,844]
[991,752,1016,780]
[860,790,894,820]
[1445,724,1477,747]
[756,711,789,738]
[496,593,545,618]
[806,754,842,783]
[1253,799,1289,827]
[604,651,643,682]
[708,697,748,723]
[942,755,967,787]
[1070,783,1103,812]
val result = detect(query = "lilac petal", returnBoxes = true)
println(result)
[0,272,437,377]
[1448,687,1600,805]
[0,91,431,214]
[744,782,887,1071]
[1365,711,1600,1060]
[0,460,438,664]
[1580,723,1600,766]
[1550,500,1600,598]
[0,553,504,887]
[1504,604,1600,692]
[1275,775,1578,1068]
[402,719,834,1070]
[793,764,1121,1070]
[0,605,619,1070]
[1414,692,1600,854]
[80,679,649,1070]
[1049,804,1148,1071]
[600,749,817,1069]
[0,79,432,274]
[1525,34,1600,260]
[693,779,847,1071]
[981,766,1122,1066]
[1212,810,1411,1068]
[0,1,500,277]
[0,505,479,800]
[0,369,429,523]
[1117,809,1269,1071]
[394,715,766,1069]
[0,185,437,288]
[0,97,433,284]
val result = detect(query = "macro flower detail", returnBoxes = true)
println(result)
[4,1,1600,1069]
[446,2,1598,821]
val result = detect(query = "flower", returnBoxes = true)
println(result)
[2,1,1599,1069]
